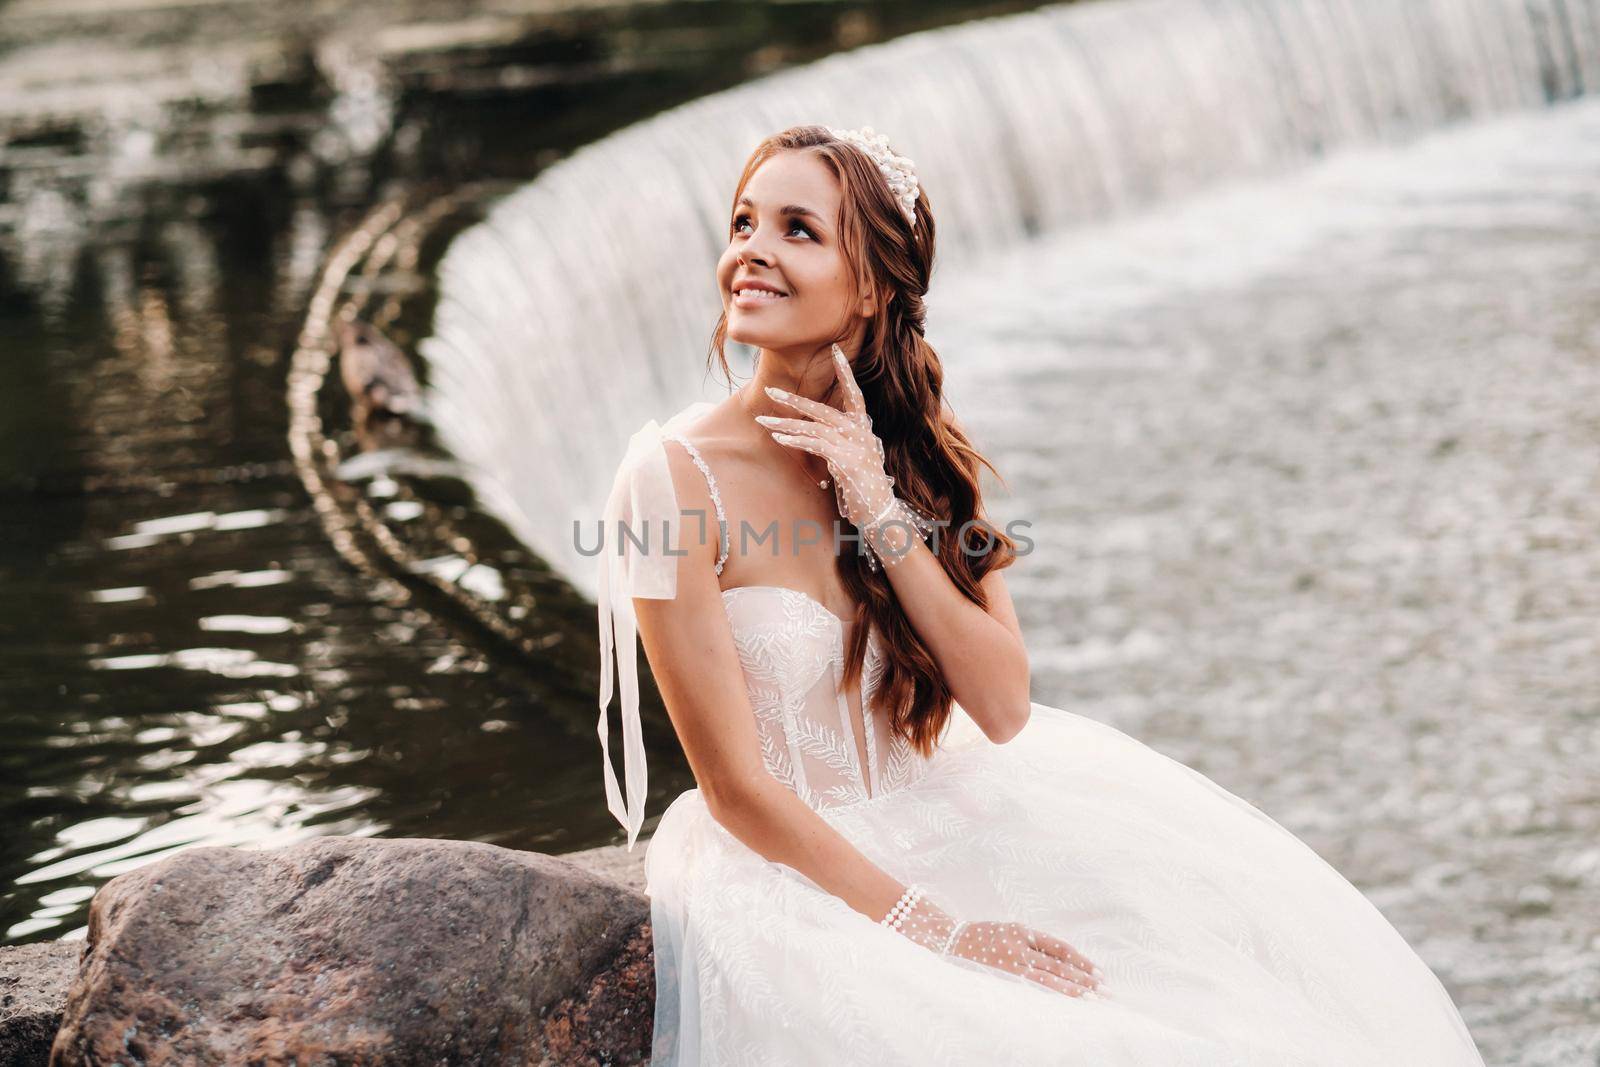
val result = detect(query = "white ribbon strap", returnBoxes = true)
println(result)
[595,401,714,850]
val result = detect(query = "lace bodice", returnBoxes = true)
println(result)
[597,401,935,849]
[658,429,931,810]
[719,584,931,811]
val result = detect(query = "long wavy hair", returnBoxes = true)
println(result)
[708,124,1019,757]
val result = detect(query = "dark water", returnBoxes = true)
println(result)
[3,2,1597,1059]
[0,0,1055,945]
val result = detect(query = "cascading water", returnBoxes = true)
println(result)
[417,0,1599,601]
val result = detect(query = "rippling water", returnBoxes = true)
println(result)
[0,0,1056,947]
[2,7,1596,1062]
[932,96,1600,1065]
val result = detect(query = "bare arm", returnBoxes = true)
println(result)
[763,370,1032,744]
[869,409,1031,743]
[633,442,909,924]
[876,536,1030,742]
[635,439,1099,998]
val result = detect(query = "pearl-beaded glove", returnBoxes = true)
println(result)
[757,343,939,571]
[879,883,1104,998]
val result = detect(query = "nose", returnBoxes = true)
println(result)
[738,221,779,269]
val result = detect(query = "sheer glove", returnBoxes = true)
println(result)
[757,343,939,571]
[879,883,1105,999]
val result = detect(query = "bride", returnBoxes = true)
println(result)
[594,124,1485,1065]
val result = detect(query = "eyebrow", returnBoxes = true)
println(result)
[735,196,827,227]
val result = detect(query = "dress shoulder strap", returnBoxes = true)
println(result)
[661,433,730,576]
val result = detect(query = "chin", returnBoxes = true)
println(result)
[726,320,797,348]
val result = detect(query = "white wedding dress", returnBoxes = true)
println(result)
[595,401,1485,1067]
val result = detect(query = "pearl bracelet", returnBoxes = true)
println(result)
[879,883,927,930]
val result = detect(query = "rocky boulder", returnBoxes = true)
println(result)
[47,836,653,1065]
[0,941,82,1065]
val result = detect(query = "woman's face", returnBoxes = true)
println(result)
[716,150,870,353]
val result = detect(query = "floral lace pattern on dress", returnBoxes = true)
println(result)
[661,431,931,812]
[721,585,931,813]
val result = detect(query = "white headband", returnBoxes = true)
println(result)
[827,125,920,229]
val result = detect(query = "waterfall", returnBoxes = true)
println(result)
[416,0,1598,602]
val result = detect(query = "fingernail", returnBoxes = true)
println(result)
[765,386,788,398]
[754,415,776,425]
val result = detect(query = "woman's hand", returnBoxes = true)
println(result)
[754,343,937,569]
[946,919,1104,999]
[883,887,1105,999]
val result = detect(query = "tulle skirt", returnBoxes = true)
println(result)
[643,701,1485,1066]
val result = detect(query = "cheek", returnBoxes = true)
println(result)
[806,254,851,300]
[804,270,851,307]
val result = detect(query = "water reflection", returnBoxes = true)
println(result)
[3,0,1051,949]
[2,6,1597,1059]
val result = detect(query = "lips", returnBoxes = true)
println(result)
[732,282,791,308]
[732,279,789,296]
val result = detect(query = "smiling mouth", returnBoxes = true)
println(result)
[732,288,791,303]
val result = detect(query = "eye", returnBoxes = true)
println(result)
[731,212,815,240]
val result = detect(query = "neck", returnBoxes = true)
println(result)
[741,343,844,419]
[737,345,846,490]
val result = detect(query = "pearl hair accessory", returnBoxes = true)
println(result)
[827,125,921,229]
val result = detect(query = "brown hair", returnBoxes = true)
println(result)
[708,124,1019,757]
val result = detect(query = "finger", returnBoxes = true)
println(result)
[764,386,847,427]
[829,343,868,418]
[770,432,832,460]
[764,424,828,450]
[1021,964,1093,999]
[1028,948,1099,991]
[754,414,837,439]
[1030,930,1101,980]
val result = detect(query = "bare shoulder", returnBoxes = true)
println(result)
[664,401,762,491]
[657,438,721,572]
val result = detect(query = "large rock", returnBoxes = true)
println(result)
[47,837,654,1065]
[0,941,82,1065]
